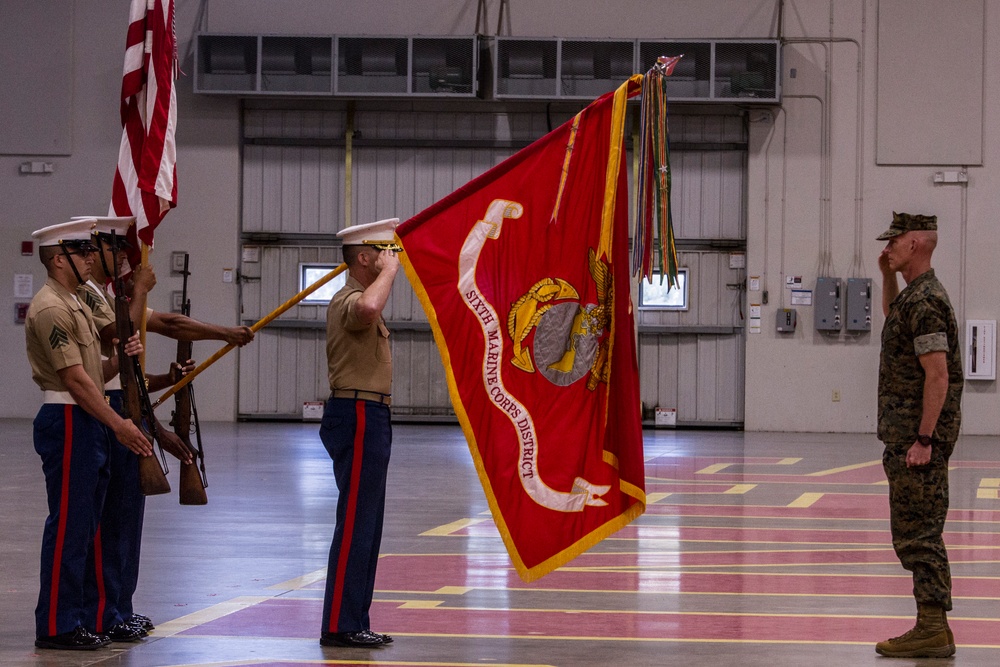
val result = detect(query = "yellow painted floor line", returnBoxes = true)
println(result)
[807,460,881,476]
[695,463,732,474]
[153,596,272,637]
[648,475,883,484]
[268,568,326,591]
[164,659,553,667]
[646,492,672,503]
[373,583,1000,599]
[724,484,756,494]
[398,600,444,609]
[392,604,972,622]
[434,585,474,595]
[420,517,489,536]
[559,556,1000,571]
[787,492,825,508]
[776,457,802,465]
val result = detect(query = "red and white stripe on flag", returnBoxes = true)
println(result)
[110,0,177,247]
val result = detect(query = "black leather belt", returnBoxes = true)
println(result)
[331,389,391,406]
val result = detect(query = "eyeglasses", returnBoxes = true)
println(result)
[63,247,97,257]
[94,234,131,252]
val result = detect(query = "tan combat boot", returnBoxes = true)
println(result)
[943,609,955,649]
[875,604,956,658]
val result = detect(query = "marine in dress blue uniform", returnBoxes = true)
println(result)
[320,219,401,649]
[75,217,151,642]
[25,219,150,651]
[74,216,251,640]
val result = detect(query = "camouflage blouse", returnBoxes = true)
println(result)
[877,269,963,444]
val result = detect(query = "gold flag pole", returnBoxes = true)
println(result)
[150,262,348,410]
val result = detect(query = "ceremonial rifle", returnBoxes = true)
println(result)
[114,242,171,495]
[169,254,208,505]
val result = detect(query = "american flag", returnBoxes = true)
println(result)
[110,0,178,247]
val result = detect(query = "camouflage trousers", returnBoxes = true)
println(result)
[882,441,955,610]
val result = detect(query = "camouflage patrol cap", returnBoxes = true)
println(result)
[876,212,938,240]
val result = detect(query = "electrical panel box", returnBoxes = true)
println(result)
[814,277,842,331]
[845,278,873,331]
[776,308,797,333]
[966,320,997,380]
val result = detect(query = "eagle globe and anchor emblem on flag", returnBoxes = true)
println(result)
[459,198,613,513]
[508,247,612,391]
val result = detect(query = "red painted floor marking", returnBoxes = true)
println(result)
[458,520,1000,551]
[637,502,1000,523]
[178,597,1000,647]
[290,552,1000,599]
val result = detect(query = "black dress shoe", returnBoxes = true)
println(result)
[106,622,146,642]
[129,613,155,631]
[320,630,385,647]
[125,618,149,636]
[372,631,393,643]
[35,626,110,650]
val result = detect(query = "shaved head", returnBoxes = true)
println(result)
[39,246,60,266]
[912,230,938,254]
[343,245,375,267]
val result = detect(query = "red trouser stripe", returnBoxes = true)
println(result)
[48,404,74,636]
[328,400,367,633]
[93,526,106,632]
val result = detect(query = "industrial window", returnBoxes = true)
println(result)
[639,268,689,310]
[299,263,347,304]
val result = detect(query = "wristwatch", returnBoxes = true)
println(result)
[916,434,933,446]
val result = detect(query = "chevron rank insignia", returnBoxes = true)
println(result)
[82,289,101,311]
[49,325,69,350]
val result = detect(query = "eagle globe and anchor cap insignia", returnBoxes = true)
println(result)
[508,248,612,391]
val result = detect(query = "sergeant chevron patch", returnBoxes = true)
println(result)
[82,289,101,311]
[49,325,69,350]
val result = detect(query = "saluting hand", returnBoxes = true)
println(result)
[375,248,400,275]
[878,247,894,276]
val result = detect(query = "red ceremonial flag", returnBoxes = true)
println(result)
[110,0,178,250]
[396,76,646,582]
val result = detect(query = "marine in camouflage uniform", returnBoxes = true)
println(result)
[875,212,963,658]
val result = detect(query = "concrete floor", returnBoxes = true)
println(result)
[2,419,999,666]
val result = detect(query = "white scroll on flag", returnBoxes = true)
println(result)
[110,0,178,248]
